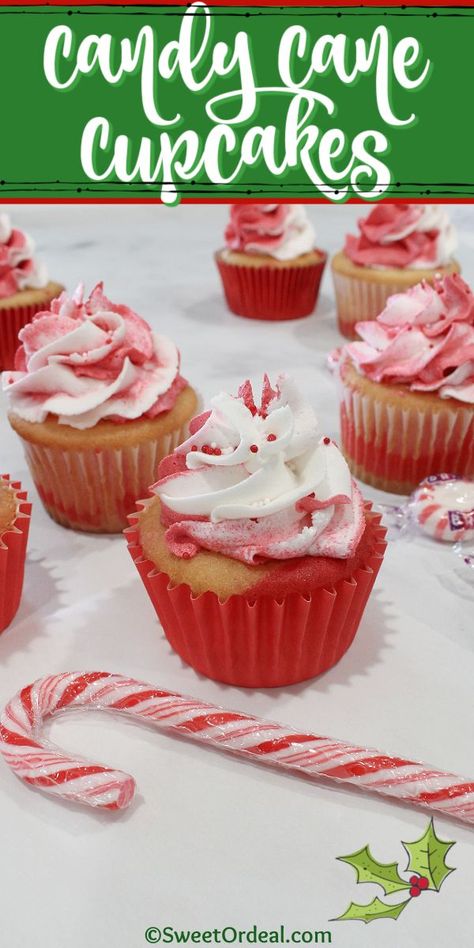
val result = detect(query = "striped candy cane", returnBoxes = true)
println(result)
[1,672,473,824]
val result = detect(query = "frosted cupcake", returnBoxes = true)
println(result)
[332,205,459,339]
[215,205,327,320]
[126,375,386,687]
[338,274,474,494]
[0,214,63,370]
[0,476,31,633]
[3,284,197,533]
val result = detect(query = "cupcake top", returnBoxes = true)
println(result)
[0,479,17,535]
[152,374,365,564]
[224,205,315,260]
[341,274,474,404]
[0,214,48,298]
[2,283,187,429]
[344,204,457,270]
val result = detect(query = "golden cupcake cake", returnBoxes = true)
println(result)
[127,375,386,687]
[337,274,474,494]
[0,214,63,369]
[3,284,197,533]
[0,476,31,633]
[332,204,459,338]
[216,204,327,320]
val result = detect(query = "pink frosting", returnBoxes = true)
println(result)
[3,283,186,428]
[0,214,48,298]
[344,204,454,269]
[224,205,315,260]
[152,375,365,565]
[344,274,474,404]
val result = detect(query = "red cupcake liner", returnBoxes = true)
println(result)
[0,298,59,371]
[216,251,327,321]
[18,424,189,534]
[125,505,386,688]
[340,373,474,494]
[0,476,31,634]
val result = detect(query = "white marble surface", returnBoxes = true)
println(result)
[0,204,473,948]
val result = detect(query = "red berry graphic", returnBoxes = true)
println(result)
[418,877,429,890]
[410,887,421,897]
[410,875,419,885]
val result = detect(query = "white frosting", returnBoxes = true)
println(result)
[247,206,315,261]
[2,292,180,429]
[379,207,457,269]
[0,213,48,290]
[156,375,365,561]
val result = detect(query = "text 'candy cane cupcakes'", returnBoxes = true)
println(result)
[331,204,460,339]
[126,375,386,688]
[216,205,327,320]
[3,284,197,533]
[337,274,474,495]
[0,214,63,370]
[0,476,31,633]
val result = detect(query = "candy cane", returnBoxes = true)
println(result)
[1,672,473,824]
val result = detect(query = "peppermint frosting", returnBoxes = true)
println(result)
[344,204,457,269]
[154,375,365,564]
[343,274,474,404]
[225,205,315,261]
[0,214,48,298]
[2,283,186,429]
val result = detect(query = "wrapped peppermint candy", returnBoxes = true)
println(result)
[377,474,474,545]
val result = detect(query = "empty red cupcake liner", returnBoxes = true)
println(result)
[18,425,189,534]
[0,298,58,371]
[216,251,327,321]
[340,374,474,494]
[125,504,386,688]
[0,476,31,634]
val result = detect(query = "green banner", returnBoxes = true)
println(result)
[1,4,473,203]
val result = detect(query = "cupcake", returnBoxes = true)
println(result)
[126,375,386,687]
[3,284,197,533]
[0,476,31,633]
[0,214,63,370]
[332,205,460,339]
[338,274,474,495]
[215,205,327,321]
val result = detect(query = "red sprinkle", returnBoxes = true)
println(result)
[267,433,277,442]
[250,444,259,453]
[191,445,198,451]
[213,448,222,456]
[323,437,331,445]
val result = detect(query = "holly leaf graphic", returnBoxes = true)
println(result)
[334,896,410,924]
[402,819,455,891]
[337,845,411,895]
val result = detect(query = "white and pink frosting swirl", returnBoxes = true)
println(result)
[2,283,186,429]
[224,205,315,261]
[344,204,457,269]
[0,214,48,298]
[343,274,474,404]
[153,375,365,564]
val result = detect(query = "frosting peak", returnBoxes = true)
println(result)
[154,375,365,564]
[343,274,474,404]
[0,214,48,298]
[2,283,186,428]
[344,204,457,269]
[225,205,315,260]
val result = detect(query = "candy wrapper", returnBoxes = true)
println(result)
[1,671,474,825]
[377,474,474,546]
